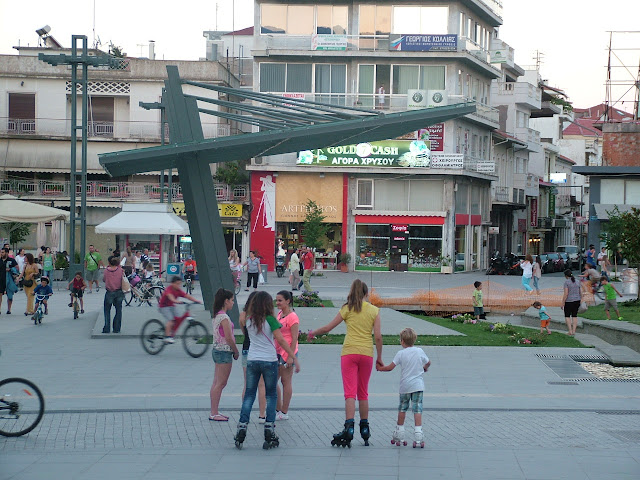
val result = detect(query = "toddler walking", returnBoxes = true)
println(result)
[377,327,431,448]
[532,301,551,334]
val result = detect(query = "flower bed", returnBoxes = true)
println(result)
[449,315,549,345]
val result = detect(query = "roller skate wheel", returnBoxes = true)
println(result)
[391,439,395,445]
[403,441,407,446]
[420,442,425,448]
[413,441,417,448]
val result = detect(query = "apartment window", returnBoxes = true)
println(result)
[471,134,478,157]
[8,93,35,133]
[88,96,114,137]
[358,64,390,108]
[459,12,467,37]
[356,179,374,208]
[288,6,314,35]
[456,183,469,213]
[261,5,287,34]
[456,126,463,153]
[287,64,313,92]
[317,5,348,34]
[315,64,346,104]
[392,6,449,34]
[259,63,312,92]
[456,69,463,95]
[392,65,445,94]
[601,179,640,204]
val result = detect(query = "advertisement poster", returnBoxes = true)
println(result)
[418,123,444,152]
[311,34,347,51]
[390,34,458,52]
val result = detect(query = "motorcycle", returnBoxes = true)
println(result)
[275,255,286,278]
[486,252,505,275]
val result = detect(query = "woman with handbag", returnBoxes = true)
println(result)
[102,256,125,334]
[562,269,583,336]
[22,253,39,315]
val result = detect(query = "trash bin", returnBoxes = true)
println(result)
[260,264,268,284]
[622,268,638,296]
[167,262,182,279]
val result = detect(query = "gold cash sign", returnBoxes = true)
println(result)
[275,173,342,223]
[172,202,242,218]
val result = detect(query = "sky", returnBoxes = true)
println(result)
[0,0,638,110]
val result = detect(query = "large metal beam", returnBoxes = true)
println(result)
[100,103,476,177]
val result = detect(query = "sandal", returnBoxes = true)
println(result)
[209,414,229,422]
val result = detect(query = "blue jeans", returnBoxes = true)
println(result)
[522,275,533,291]
[240,360,278,424]
[103,290,124,333]
[532,276,540,291]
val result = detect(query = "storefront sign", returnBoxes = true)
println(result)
[488,226,500,235]
[391,225,409,233]
[390,34,458,52]
[476,161,496,173]
[549,194,556,216]
[179,236,192,243]
[530,198,538,227]
[311,34,347,51]
[172,202,242,218]
[298,140,432,168]
[418,124,444,152]
[431,154,464,169]
[518,218,527,233]
[275,173,342,223]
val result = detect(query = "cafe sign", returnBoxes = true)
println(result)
[172,202,242,218]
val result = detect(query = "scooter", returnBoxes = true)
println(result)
[275,256,286,278]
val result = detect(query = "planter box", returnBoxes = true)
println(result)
[440,265,453,274]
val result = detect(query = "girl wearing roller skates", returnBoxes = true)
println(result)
[234,291,300,450]
[308,279,383,448]
[377,327,431,448]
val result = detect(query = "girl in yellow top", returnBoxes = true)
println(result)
[308,279,383,447]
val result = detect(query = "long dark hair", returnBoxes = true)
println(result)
[213,288,234,313]
[243,291,257,313]
[25,253,35,265]
[535,256,542,268]
[247,291,274,333]
[277,290,294,312]
[344,279,368,313]
[564,269,576,283]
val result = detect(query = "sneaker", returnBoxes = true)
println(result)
[164,337,175,344]
[81,310,84,314]
[276,411,289,421]
[618,316,623,320]
[96,287,100,292]
[258,416,266,424]
[68,303,73,307]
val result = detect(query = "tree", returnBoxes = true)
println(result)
[214,160,249,187]
[607,207,640,298]
[109,43,125,58]
[601,206,625,275]
[302,200,328,250]
[7,222,31,248]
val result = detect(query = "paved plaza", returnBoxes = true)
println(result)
[1,271,639,479]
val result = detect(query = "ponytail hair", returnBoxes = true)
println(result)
[213,288,234,313]
[276,290,293,308]
[247,291,274,333]
[564,269,575,283]
[344,279,368,313]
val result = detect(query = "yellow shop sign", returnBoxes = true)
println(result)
[172,202,242,218]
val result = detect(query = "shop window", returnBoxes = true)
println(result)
[455,225,466,271]
[408,226,442,272]
[456,183,468,213]
[356,179,374,208]
[356,224,390,270]
[317,5,348,34]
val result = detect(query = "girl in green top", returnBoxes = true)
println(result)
[42,247,54,280]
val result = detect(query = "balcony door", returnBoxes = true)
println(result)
[88,96,114,137]
[358,64,390,109]
[8,93,35,133]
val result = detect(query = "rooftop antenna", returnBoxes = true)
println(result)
[92,0,96,48]
[533,50,544,71]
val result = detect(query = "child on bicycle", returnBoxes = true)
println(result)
[67,271,87,314]
[158,276,202,344]
[33,277,53,315]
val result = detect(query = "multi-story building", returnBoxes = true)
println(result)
[0,44,248,266]
[247,0,505,272]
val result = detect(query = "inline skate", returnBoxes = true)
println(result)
[331,419,354,448]
[359,419,371,446]
[234,422,247,449]
[413,430,425,448]
[391,426,407,446]
[263,422,279,450]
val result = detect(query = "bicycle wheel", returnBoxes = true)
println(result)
[146,287,164,307]
[0,377,45,437]
[140,319,166,355]
[186,282,193,295]
[182,320,210,358]
[73,301,79,320]
[124,289,134,306]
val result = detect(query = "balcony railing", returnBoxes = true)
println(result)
[515,126,541,147]
[1,117,231,141]
[0,179,249,203]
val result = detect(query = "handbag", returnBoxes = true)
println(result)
[578,301,588,314]
[121,275,131,292]
[22,279,34,288]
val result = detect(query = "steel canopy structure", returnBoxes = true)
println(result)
[99,65,476,320]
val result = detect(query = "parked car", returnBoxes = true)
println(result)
[544,253,565,273]
[557,245,580,270]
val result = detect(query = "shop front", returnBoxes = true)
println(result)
[355,215,444,272]
[250,171,345,271]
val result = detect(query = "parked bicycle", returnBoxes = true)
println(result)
[32,293,51,325]
[125,272,164,307]
[0,348,45,437]
[232,270,241,295]
[140,301,209,358]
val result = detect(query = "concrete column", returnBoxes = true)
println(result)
[442,178,456,261]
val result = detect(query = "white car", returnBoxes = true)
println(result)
[556,245,580,270]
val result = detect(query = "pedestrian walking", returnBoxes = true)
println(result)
[561,269,582,336]
[15,248,26,275]
[4,253,19,315]
[586,244,597,269]
[532,256,542,293]
[22,253,38,315]
[472,281,484,321]
[102,256,124,334]
[209,288,239,422]
[532,301,552,334]
[234,291,300,450]
[601,277,623,321]
[308,279,383,448]
[301,247,314,292]
[377,327,431,448]
[520,254,534,292]
[84,245,103,293]
[243,250,260,292]
[0,248,18,314]
[275,290,299,421]
[120,247,135,276]
[288,249,300,291]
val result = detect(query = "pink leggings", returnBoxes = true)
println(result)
[341,354,373,400]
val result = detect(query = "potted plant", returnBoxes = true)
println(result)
[440,255,453,274]
[339,253,352,273]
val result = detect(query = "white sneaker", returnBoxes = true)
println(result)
[276,411,289,421]
[258,416,266,424]
[164,337,175,344]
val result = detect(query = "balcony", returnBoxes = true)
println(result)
[0,179,249,203]
[492,186,525,205]
[514,126,541,152]
[1,118,231,142]
[494,82,541,110]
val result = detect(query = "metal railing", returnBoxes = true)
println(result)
[1,117,231,141]
[0,179,249,203]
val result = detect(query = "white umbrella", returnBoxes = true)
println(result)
[0,195,70,223]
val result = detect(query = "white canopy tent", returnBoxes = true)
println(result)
[0,194,70,223]
[95,203,189,235]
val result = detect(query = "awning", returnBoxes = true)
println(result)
[95,203,190,235]
[593,203,640,220]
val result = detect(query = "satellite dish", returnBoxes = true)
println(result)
[36,25,51,37]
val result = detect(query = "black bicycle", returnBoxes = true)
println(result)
[140,302,209,358]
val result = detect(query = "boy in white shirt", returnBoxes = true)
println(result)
[377,327,431,448]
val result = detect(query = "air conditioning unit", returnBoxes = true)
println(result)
[552,218,570,228]
[407,89,428,109]
[427,90,448,108]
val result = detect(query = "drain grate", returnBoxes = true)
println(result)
[569,354,609,362]
[605,430,640,443]
[575,377,640,383]
[536,354,569,359]
[547,381,579,385]
[537,355,596,379]
[597,411,640,415]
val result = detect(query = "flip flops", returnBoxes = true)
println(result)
[209,414,229,422]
